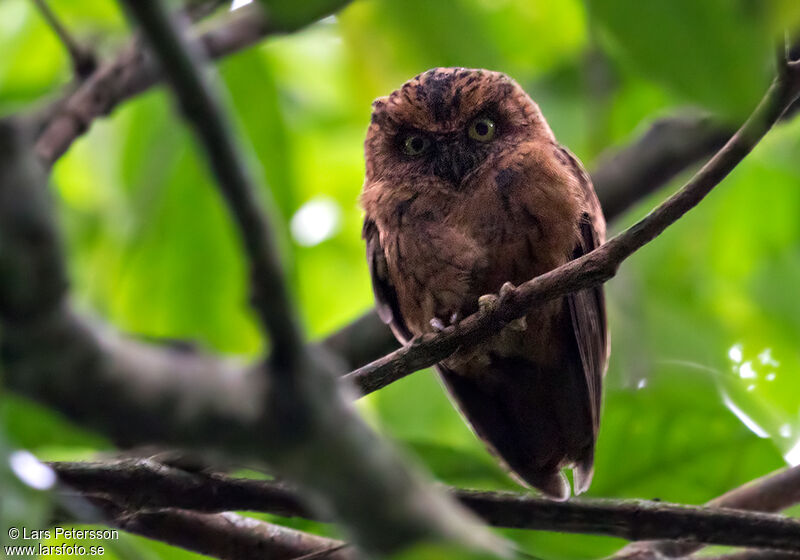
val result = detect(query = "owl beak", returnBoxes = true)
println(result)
[434,142,470,185]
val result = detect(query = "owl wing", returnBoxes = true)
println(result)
[561,146,608,487]
[363,219,413,344]
[568,217,607,434]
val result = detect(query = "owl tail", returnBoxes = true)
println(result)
[437,356,595,501]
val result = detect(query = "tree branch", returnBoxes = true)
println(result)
[5,1,507,555]
[50,459,800,554]
[591,114,731,219]
[89,498,355,560]
[343,60,800,396]
[699,552,800,560]
[9,3,800,556]
[4,54,799,552]
[120,0,303,370]
[34,3,272,166]
[4,54,800,552]
[612,465,800,559]
[30,0,97,78]
[317,111,746,373]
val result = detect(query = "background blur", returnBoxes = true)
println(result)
[3,0,800,558]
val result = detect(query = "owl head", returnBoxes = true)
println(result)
[364,67,554,189]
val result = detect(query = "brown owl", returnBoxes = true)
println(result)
[361,68,608,500]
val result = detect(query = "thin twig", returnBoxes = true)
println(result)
[119,0,303,370]
[51,460,800,553]
[31,0,96,78]
[343,60,800,396]
[34,3,272,166]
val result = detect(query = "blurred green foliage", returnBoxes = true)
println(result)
[1,0,800,558]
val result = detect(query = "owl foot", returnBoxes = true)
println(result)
[430,312,462,332]
[479,283,526,331]
[478,293,498,313]
[499,281,516,298]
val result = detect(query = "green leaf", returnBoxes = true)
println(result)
[591,0,776,118]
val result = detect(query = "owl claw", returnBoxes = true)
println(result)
[478,293,498,313]
[479,285,525,330]
[499,281,516,298]
[430,318,447,332]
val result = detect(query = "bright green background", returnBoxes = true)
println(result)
[2,0,800,558]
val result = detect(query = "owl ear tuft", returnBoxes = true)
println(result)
[372,96,389,110]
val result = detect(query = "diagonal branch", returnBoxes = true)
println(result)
[320,113,744,372]
[33,2,349,166]
[50,459,800,554]
[30,0,97,78]
[2,77,499,557]
[111,1,501,556]
[119,0,302,370]
[343,59,800,396]
[87,497,355,560]
[591,114,730,219]
[34,4,268,166]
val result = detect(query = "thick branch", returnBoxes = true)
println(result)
[613,465,800,559]
[0,4,500,555]
[120,0,303,369]
[51,460,800,553]
[119,0,500,555]
[343,67,800,396]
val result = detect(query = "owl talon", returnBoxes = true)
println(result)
[430,318,447,332]
[478,294,498,313]
[449,312,461,325]
[499,281,516,298]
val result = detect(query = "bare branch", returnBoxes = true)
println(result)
[343,63,800,396]
[613,465,800,559]
[50,460,800,554]
[54,459,316,518]
[30,0,96,78]
[3,2,506,555]
[34,3,272,166]
[698,552,800,560]
[317,115,747,372]
[591,114,731,219]
[91,498,355,560]
[119,0,303,369]
[322,310,401,370]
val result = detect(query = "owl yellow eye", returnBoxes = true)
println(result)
[402,134,430,156]
[468,117,496,142]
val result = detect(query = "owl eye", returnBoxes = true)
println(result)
[468,117,496,142]
[402,134,430,156]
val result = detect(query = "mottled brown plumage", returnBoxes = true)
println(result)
[361,68,608,500]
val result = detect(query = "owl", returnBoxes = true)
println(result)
[361,68,608,500]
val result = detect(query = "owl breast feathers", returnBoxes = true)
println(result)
[361,67,608,500]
